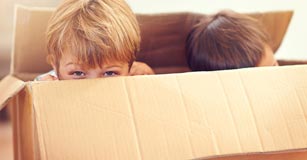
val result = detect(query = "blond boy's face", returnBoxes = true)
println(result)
[54,53,129,80]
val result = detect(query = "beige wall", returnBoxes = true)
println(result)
[0,0,60,78]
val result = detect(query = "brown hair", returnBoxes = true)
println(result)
[46,0,140,70]
[186,10,270,71]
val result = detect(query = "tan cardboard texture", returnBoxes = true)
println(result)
[9,85,36,160]
[11,6,53,78]
[0,76,24,110]
[2,65,307,159]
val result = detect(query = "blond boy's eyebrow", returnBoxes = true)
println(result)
[65,62,78,66]
[103,67,121,71]
[105,65,122,68]
[103,65,125,70]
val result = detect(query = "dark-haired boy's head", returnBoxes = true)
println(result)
[187,10,278,71]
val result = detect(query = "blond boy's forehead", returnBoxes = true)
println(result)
[58,50,129,69]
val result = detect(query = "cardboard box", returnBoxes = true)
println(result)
[2,65,307,160]
[2,5,307,160]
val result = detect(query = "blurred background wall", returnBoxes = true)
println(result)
[0,0,306,78]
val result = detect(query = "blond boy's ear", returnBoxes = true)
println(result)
[50,60,59,79]
[47,55,57,71]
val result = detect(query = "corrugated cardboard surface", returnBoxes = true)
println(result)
[0,76,24,110]
[11,6,53,77]
[23,65,307,160]
[10,86,35,160]
[248,11,293,52]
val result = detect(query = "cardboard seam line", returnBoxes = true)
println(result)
[123,78,143,160]
[174,75,196,158]
[238,71,264,152]
[277,93,295,149]
[279,69,296,148]
[15,90,21,160]
[294,88,307,146]
[216,72,243,152]
[283,67,307,147]
[30,83,48,160]
[275,67,299,148]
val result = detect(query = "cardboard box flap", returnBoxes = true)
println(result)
[11,5,53,76]
[0,75,25,110]
[247,10,293,53]
[29,65,307,159]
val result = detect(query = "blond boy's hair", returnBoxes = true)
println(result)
[46,0,140,69]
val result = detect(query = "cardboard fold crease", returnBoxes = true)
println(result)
[0,75,25,110]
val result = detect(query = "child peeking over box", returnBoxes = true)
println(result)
[187,10,279,72]
[36,0,154,81]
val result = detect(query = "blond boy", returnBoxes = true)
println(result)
[37,0,153,81]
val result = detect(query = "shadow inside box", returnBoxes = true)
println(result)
[196,149,307,160]
[0,108,13,160]
[0,107,9,122]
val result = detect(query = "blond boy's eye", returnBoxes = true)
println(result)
[72,71,85,76]
[104,71,118,77]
